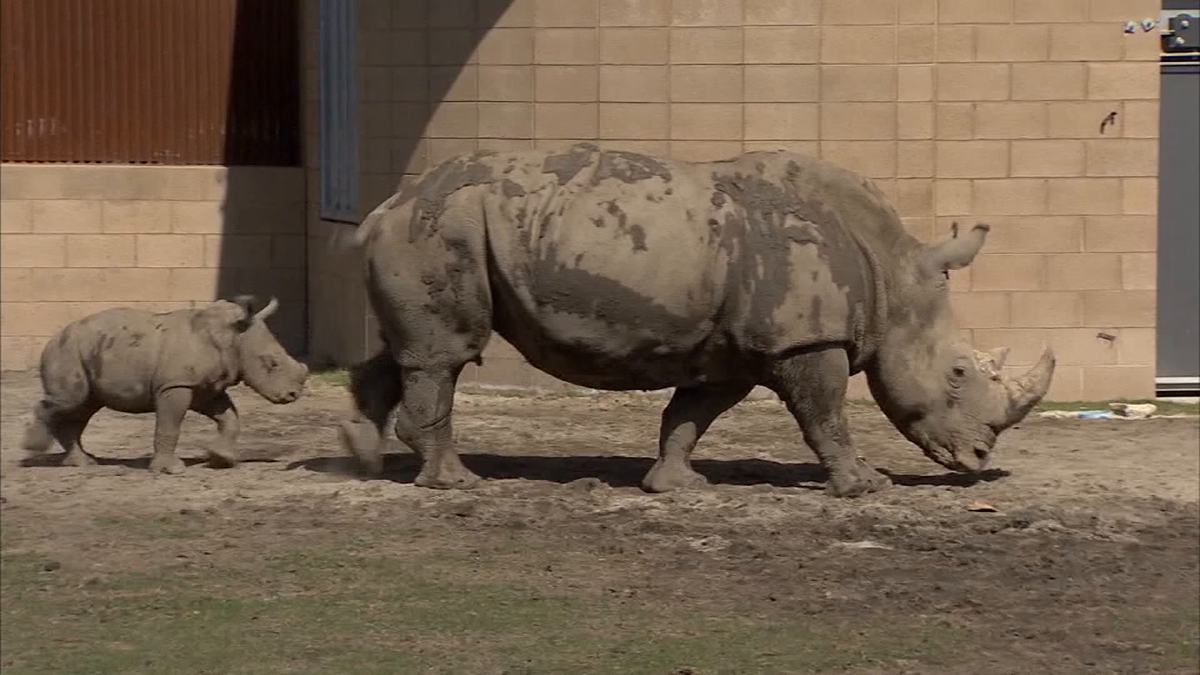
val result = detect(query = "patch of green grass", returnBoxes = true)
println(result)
[309,367,350,387]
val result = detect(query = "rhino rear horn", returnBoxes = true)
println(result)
[921,222,990,273]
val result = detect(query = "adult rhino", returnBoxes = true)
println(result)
[22,296,309,473]
[339,143,1054,497]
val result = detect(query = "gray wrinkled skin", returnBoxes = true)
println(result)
[342,143,1055,497]
[21,296,309,474]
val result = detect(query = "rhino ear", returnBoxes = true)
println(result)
[920,222,990,274]
[228,295,259,331]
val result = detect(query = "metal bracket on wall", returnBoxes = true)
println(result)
[1161,6,1200,52]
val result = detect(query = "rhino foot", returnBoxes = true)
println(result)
[61,449,97,467]
[148,454,186,475]
[827,458,891,498]
[414,465,481,490]
[339,421,384,477]
[642,459,709,493]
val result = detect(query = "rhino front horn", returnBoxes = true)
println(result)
[253,296,280,322]
[923,222,990,273]
[1002,346,1056,427]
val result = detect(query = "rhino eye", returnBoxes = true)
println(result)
[952,365,967,378]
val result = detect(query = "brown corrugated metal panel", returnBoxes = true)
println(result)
[0,0,300,166]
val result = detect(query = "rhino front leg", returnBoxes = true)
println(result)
[642,382,754,493]
[395,367,480,490]
[769,348,890,498]
[339,349,404,476]
[148,388,192,475]
[194,393,240,469]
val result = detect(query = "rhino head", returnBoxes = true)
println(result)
[228,296,310,404]
[867,223,1055,474]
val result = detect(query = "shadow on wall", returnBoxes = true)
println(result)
[306,0,518,367]
[214,0,306,355]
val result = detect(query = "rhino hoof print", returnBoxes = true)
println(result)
[148,455,186,475]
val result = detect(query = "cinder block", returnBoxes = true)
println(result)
[669,104,742,140]
[427,29,476,66]
[0,201,33,233]
[819,141,897,179]
[537,28,600,65]
[1083,216,1156,252]
[821,65,897,102]
[671,65,743,102]
[1047,178,1123,215]
[95,268,174,302]
[1049,23,1125,61]
[1119,178,1156,216]
[600,66,669,102]
[477,28,535,64]
[744,65,819,102]
[536,66,599,102]
[0,268,32,302]
[210,235,273,269]
[170,201,226,234]
[745,104,819,140]
[745,0,819,24]
[970,254,1046,291]
[0,302,77,337]
[1011,140,1086,177]
[477,138,536,153]
[1121,101,1159,138]
[936,26,975,62]
[1080,365,1155,399]
[1082,290,1155,327]
[894,179,933,216]
[478,103,533,138]
[599,0,670,26]
[427,102,479,138]
[972,179,1049,216]
[1012,63,1087,100]
[0,336,43,371]
[1088,63,1159,100]
[534,103,598,139]
[135,234,205,268]
[939,64,1010,102]
[1015,0,1087,22]
[671,0,744,26]
[950,292,1012,328]
[1010,291,1084,327]
[898,141,934,177]
[430,65,478,101]
[534,0,596,27]
[478,66,533,101]
[897,103,934,139]
[983,217,1084,253]
[744,27,820,64]
[167,268,222,302]
[936,103,974,139]
[934,179,972,216]
[936,141,1009,179]
[599,28,669,64]
[272,235,306,269]
[971,328,1054,367]
[901,216,935,241]
[977,25,1050,62]
[1115,327,1155,366]
[975,102,1047,139]
[1088,0,1161,22]
[1047,101,1123,139]
[65,234,135,267]
[1120,253,1155,290]
[898,65,934,102]
[1124,31,1163,61]
[821,26,897,64]
[897,26,935,63]
[599,103,670,139]
[670,27,743,64]
[1085,139,1158,177]
[939,0,1013,23]
[603,139,671,156]
[391,103,430,139]
[1041,364,1084,401]
[30,200,103,234]
[820,103,896,140]
[1046,253,1122,290]
[899,0,935,23]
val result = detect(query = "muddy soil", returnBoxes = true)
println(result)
[2,371,1198,674]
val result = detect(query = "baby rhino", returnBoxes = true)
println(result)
[22,296,309,474]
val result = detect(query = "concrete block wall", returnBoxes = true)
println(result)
[305,0,1163,400]
[0,165,308,371]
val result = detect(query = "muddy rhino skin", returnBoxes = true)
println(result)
[21,296,309,474]
[340,143,1055,497]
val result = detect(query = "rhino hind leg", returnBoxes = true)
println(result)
[642,382,754,493]
[394,367,480,490]
[769,348,891,498]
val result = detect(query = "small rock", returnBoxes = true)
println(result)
[42,560,61,572]
[966,500,998,512]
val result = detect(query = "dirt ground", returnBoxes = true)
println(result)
[1,370,1198,674]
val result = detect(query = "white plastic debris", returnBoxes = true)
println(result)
[1037,402,1158,420]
